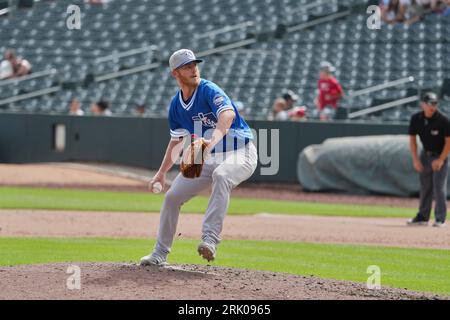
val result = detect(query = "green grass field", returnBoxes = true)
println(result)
[0,187,415,217]
[1,237,449,296]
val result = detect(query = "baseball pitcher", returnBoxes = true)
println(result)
[140,49,258,266]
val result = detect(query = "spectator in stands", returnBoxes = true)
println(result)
[270,90,305,121]
[435,0,450,15]
[68,98,84,116]
[380,0,411,24]
[415,0,440,11]
[0,49,32,79]
[134,103,147,117]
[288,106,308,121]
[403,0,450,23]
[90,99,112,116]
[314,61,344,121]
[0,55,13,80]
[86,0,109,4]
[404,0,428,24]
[423,0,450,12]
[381,0,450,24]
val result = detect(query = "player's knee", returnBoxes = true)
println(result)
[212,170,226,181]
[164,188,183,204]
[212,171,232,187]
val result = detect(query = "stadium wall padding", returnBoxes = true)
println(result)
[0,113,407,183]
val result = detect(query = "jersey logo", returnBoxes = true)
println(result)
[213,94,226,108]
[320,83,330,90]
[431,130,439,136]
[192,112,217,128]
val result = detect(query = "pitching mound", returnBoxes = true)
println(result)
[0,263,444,300]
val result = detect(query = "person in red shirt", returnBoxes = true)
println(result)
[314,61,344,121]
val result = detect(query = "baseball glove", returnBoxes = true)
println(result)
[180,138,208,178]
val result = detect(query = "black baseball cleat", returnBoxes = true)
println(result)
[406,216,429,226]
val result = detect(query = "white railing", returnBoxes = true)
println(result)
[94,45,158,64]
[196,38,257,58]
[0,68,58,87]
[95,39,258,82]
[94,62,160,82]
[0,86,61,106]
[0,0,13,16]
[194,21,254,40]
[288,0,336,15]
[0,7,10,16]
[287,10,351,33]
[348,96,419,119]
[349,77,415,98]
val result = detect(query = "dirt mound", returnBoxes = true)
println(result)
[0,263,444,300]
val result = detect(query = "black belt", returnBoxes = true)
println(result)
[424,150,441,157]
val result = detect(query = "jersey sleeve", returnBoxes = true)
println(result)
[333,79,344,95]
[168,102,189,140]
[443,117,450,137]
[205,83,235,118]
[408,114,418,135]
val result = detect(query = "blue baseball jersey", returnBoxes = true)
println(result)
[168,79,253,152]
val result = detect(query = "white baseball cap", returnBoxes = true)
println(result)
[320,61,336,73]
[169,49,203,71]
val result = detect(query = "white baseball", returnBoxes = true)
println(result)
[152,182,162,194]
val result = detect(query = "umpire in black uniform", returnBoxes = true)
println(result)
[408,92,450,227]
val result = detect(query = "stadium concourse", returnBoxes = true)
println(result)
[0,0,449,121]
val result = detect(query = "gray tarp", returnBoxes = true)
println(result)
[297,135,433,196]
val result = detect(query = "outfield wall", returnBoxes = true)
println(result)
[0,113,407,183]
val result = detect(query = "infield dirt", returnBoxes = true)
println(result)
[0,263,445,300]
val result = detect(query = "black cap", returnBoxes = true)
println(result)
[96,99,110,111]
[282,90,299,101]
[422,92,438,104]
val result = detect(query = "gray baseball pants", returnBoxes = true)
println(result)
[417,151,448,223]
[153,142,258,258]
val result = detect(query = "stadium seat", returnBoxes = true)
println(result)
[0,0,447,120]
